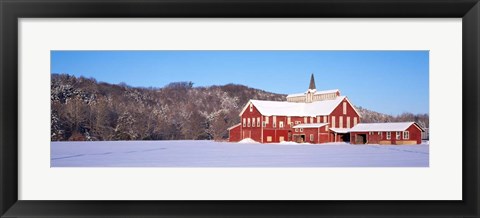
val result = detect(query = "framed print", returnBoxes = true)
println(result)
[1,0,479,217]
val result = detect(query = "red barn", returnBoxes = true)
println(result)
[228,74,361,143]
[349,122,424,145]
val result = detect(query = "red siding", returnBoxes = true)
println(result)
[228,125,241,142]
[328,98,360,129]
[239,103,264,142]
[350,124,423,145]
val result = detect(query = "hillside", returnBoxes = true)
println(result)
[51,74,285,141]
[51,74,428,141]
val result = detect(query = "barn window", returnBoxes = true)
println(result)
[325,125,328,131]
[252,118,256,127]
[378,132,381,135]
[262,121,266,127]
[346,117,351,128]
[243,118,246,127]
[339,116,343,128]
[279,121,284,128]
[354,117,358,126]
[324,116,327,123]
[247,118,251,127]
[369,132,373,135]
[403,131,410,139]
[310,134,314,142]
[265,116,269,124]
[396,131,401,140]
[257,117,260,127]
[273,121,276,128]
[304,117,307,123]
[287,116,291,124]
[332,116,336,128]
[249,104,253,112]
[295,128,299,132]
[310,117,314,123]
[300,128,303,132]
[317,116,320,123]
[267,136,272,142]
[343,102,347,114]
[386,132,391,139]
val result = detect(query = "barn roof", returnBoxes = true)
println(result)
[293,123,328,128]
[330,128,351,133]
[248,96,346,117]
[349,122,424,132]
[286,89,339,98]
[227,123,241,130]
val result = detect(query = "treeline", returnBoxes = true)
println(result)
[356,106,429,128]
[51,74,285,141]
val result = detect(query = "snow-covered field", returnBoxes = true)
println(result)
[51,140,429,167]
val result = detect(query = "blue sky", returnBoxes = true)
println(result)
[51,50,429,115]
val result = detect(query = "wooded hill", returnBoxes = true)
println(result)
[51,74,429,141]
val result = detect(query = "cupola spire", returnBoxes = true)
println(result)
[308,73,316,90]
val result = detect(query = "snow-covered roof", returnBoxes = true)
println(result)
[249,96,346,117]
[293,123,328,128]
[349,122,424,132]
[330,128,351,133]
[314,89,339,95]
[286,89,339,98]
[227,123,241,130]
[286,92,306,98]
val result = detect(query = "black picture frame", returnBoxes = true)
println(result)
[1,0,479,217]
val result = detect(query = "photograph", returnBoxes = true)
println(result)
[50,50,429,167]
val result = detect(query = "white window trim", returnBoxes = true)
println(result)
[403,131,410,139]
[396,131,401,140]
[386,132,391,140]
[243,118,246,127]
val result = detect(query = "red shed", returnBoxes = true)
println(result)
[292,123,330,143]
[349,122,424,145]
[227,124,242,142]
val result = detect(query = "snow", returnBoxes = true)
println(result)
[329,128,351,133]
[238,138,259,143]
[250,96,345,117]
[227,123,241,130]
[350,122,421,132]
[51,140,429,167]
[293,123,328,128]
[286,89,339,98]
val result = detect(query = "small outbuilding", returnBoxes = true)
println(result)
[349,122,424,145]
[291,123,330,143]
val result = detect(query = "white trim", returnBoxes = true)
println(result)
[342,97,362,118]
[238,100,253,116]
[227,123,241,130]
[403,131,410,139]
[293,123,328,128]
